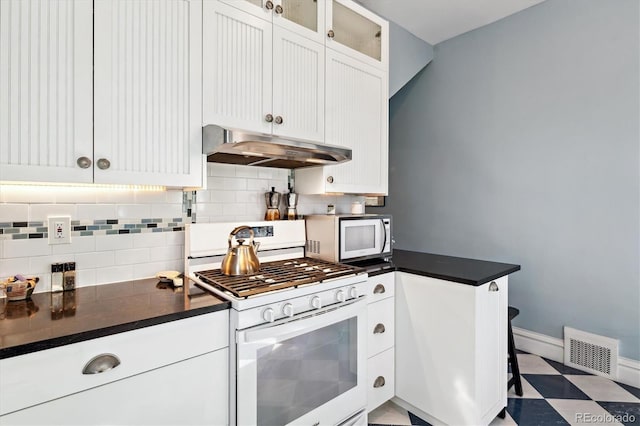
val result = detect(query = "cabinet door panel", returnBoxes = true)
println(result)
[272,26,324,143]
[274,0,324,44]
[324,49,388,194]
[94,0,203,187]
[0,0,93,183]
[203,1,272,135]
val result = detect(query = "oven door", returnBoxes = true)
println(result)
[339,218,390,262]
[236,298,367,426]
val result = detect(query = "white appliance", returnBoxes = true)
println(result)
[305,214,392,263]
[185,220,368,426]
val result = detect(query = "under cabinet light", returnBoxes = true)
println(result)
[0,182,166,192]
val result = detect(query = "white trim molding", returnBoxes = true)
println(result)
[513,327,640,388]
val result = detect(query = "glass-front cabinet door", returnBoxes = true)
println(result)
[326,0,388,69]
[221,0,325,43]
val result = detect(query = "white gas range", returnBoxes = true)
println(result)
[185,220,369,426]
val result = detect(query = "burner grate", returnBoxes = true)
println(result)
[195,257,363,298]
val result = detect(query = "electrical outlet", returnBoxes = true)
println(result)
[48,216,71,245]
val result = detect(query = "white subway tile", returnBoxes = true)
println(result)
[195,190,210,203]
[269,180,288,193]
[0,204,29,221]
[75,251,116,269]
[196,203,220,217]
[96,190,136,204]
[151,203,182,218]
[165,231,185,246]
[30,254,76,274]
[96,265,134,285]
[247,179,270,191]
[208,190,236,203]
[134,261,182,279]
[95,234,134,251]
[223,203,247,216]
[0,257,31,278]
[209,163,237,177]
[54,187,98,204]
[34,274,51,293]
[258,169,274,179]
[76,269,97,287]
[77,204,117,220]
[148,245,183,262]
[115,248,150,265]
[132,232,166,248]
[207,177,225,189]
[52,236,96,255]
[235,166,259,178]
[165,190,184,204]
[29,204,77,221]
[3,238,51,258]
[134,191,170,204]
[117,204,151,219]
[236,191,261,203]
[223,177,247,190]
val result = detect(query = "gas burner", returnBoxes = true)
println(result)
[194,257,363,299]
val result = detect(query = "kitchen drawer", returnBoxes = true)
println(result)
[0,310,229,416]
[366,272,395,303]
[367,297,394,357]
[0,348,229,426]
[367,347,395,413]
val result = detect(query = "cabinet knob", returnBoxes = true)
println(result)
[327,29,335,39]
[326,176,334,184]
[373,284,386,294]
[76,156,92,169]
[489,281,499,292]
[274,115,283,125]
[373,323,386,334]
[96,158,111,170]
[265,0,274,10]
[274,4,283,14]
[265,113,274,123]
[82,353,121,375]
[373,376,386,388]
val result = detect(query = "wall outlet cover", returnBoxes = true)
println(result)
[48,216,72,245]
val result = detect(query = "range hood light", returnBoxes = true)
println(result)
[203,125,352,169]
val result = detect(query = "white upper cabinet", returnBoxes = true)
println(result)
[296,48,388,195]
[94,0,203,187]
[0,0,93,184]
[326,0,388,70]
[203,0,325,143]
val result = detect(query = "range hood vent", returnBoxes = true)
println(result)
[203,125,352,169]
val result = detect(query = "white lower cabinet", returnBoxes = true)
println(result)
[365,272,395,413]
[394,272,508,426]
[0,311,229,425]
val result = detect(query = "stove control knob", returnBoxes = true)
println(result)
[349,287,358,299]
[310,296,322,310]
[282,303,294,318]
[335,290,345,303]
[263,307,275,323]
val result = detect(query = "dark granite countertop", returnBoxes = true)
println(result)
[0,278,230,359]
[354,249,520,285]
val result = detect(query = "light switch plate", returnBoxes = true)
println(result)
[48,216,71,245]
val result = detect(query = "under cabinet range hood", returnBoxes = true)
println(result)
[202,125,352,169]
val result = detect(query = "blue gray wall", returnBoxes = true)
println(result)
[389,21,433,97]
[377,0,640,359]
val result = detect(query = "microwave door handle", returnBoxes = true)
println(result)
[380,219,387,253]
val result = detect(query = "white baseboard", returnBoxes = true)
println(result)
[513,327,640,388]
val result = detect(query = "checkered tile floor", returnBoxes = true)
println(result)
[368,351,640,425]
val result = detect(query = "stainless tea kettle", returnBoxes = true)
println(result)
[220,226,260,276]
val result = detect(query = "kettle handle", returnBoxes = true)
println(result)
[228,226,255,248]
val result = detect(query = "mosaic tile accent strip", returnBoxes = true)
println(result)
[0,218,184,240]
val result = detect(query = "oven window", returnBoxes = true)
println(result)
[256,317,358,426]
[344,225,375,251]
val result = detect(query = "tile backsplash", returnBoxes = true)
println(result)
[0,163,362,295]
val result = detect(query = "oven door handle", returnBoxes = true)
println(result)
[239,298,366,344]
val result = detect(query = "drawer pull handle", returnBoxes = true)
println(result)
[373,284,386,294]
[489,281,499,292]
[373,376,386,388]
[82,354,121,375]
[373,323,386,334]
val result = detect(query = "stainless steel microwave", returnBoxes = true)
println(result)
[305,214,392,263]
